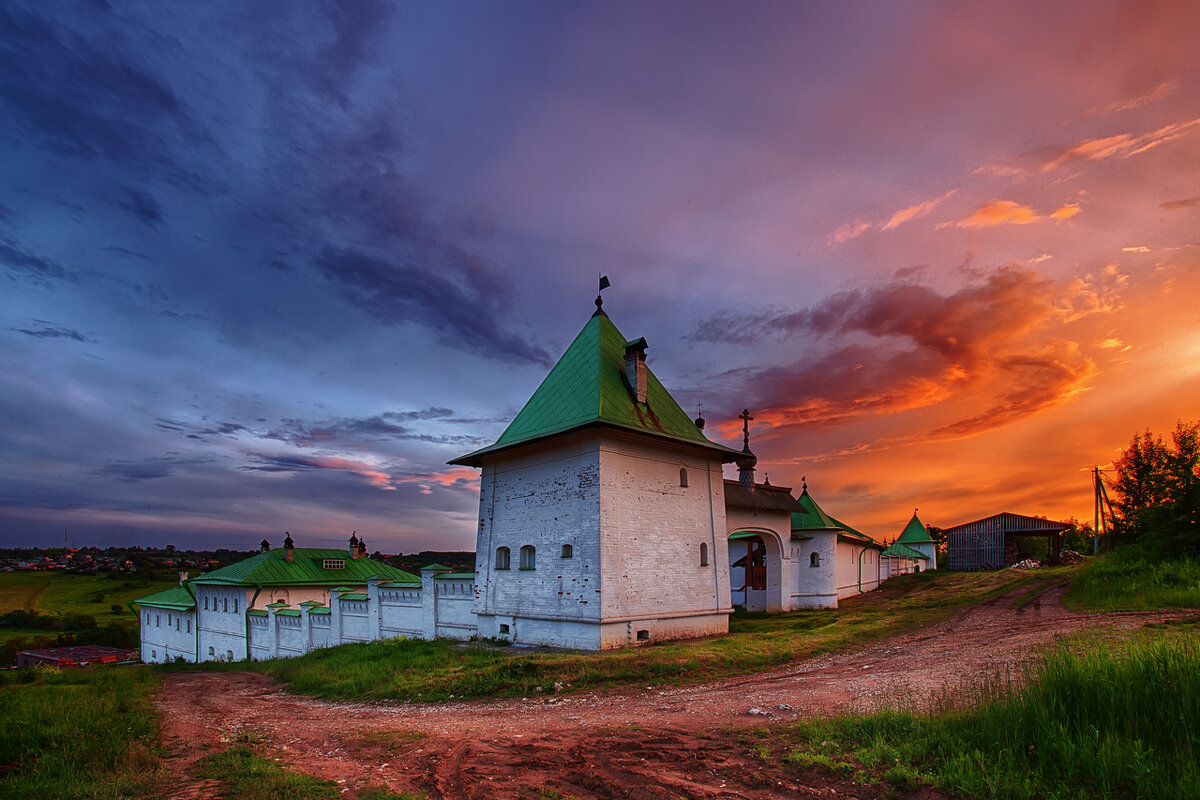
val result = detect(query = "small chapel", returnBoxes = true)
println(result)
[135,292,923,661]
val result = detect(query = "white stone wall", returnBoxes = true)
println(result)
[471,432,730,649]
[792,531,839,609]
[196,586,252,662]
[598,436,731,629]
[138,606,196,663]
[837,540,882,598]
[473,438,604,625]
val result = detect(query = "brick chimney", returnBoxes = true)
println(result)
[349,532,359,559]
[624,338,648,403]
[283,531,294,563]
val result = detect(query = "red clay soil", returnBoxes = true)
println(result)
[155,583,1196,799]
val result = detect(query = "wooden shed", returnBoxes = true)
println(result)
[944,512,1071,571]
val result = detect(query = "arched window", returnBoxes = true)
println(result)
[561,544,573,558]
[233,599,238,613]
[208,646,215,657]
[519,545,536,570]
[699,542,709,566]
[223,597,228,613]
[679,467,688,487]
[810,552,821,568]
[494,546,510,570]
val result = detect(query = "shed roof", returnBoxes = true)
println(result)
[184,548,418,587]
[450,311,741,466]
[942,512,1072,535]
[896,511,934,544]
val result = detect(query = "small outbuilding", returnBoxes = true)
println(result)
[16,644,137,667]
[944,512,1071,570]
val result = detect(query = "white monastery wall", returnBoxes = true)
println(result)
[792,531,838,609]
[139,607,196,663]
[472,439,604,627]
[599,437,730,626]
[837,540,882,598]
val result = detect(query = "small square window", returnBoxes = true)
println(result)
[636,629,649,641]
[499,624,510,635]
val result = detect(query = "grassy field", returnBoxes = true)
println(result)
[249,566,1071,703]
[0,571,175,647]
[758,625,1200,800]
[1065,551,1200,610]
[0,665,166,800]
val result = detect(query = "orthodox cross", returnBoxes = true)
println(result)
[739,408,754,449]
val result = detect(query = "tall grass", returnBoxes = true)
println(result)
[1066,551,1200,610]
[773,635,1200,800]
[0,665,166,800]
[252,568,1060,702]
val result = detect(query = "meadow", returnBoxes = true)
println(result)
[0,571,174,657]
[4,553,1195,799]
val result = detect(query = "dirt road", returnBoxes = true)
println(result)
[155,583,1195,799]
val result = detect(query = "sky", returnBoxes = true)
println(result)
[2,1,1199,552]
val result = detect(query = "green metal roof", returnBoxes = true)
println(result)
[187,548,418,587]
[791,489,843,532]
[451,311,741,466]
[792,489,882,548]
[882,542,929,560]
[131,584,195,611]
[896,512,934,544]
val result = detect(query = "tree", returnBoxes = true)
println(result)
[1112,421,1200,556]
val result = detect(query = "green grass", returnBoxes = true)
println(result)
[0,665,166,800]
[252,567,1065,702]
[195,743,423,800]
[0,571,173,619]
[1065,551,1200,610]
[763,633,1200,800]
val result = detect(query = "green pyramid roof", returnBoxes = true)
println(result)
[182,548,418,587]
[896,512,934,544]
[451,310,741,466]
[791,488,844,532]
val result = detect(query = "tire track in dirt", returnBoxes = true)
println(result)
[155,582,1198,799]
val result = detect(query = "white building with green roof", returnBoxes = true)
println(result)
[133,535,426,663]
[450,300,744,649]
[135,298,918,661]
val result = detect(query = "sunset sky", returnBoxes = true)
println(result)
[3,1,1198,552]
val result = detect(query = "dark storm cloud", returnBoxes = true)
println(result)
[315,247,551,366]
[96,455,209,482]
[116,187,164,227]
[695,267,1095,437]
[264,410,487,448]
[0,237,76,284]
[0,5,190,166]
[11,321,90,342]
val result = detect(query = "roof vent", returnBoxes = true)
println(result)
[624,338,648,403]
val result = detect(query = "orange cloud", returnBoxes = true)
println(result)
[957,200,1037,228]
[1041,117,1200,172]
[829,219,871,245]
[881,190,957,231]
[956,200,1080,228]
